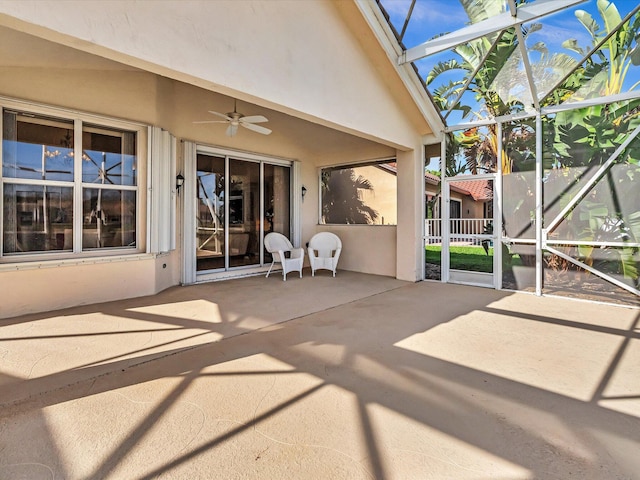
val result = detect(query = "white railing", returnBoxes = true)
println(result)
[425,218,493,245]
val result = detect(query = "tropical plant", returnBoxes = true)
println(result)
[321,169,379,224]
[559,0,640,101]
[542,1,640,287]
[428,24,520,174]
[544,99,640,286]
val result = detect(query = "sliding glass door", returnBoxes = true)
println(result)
[195,152,291,274]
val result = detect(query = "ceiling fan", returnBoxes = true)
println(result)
[193,100,272,137]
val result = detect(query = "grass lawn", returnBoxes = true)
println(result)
[426,245,524,273]
[426,245,492,272]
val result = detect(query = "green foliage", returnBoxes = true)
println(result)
[553,0,640,101]
[573,200,640,283]
[321,169,379,225]
[425,244,522,273]
[552,99,640,167]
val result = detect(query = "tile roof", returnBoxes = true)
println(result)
[449,179,493,201]
[375,163,491,200]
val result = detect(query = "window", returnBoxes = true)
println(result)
[320,160,396,225]
[2,106,143,259]
[449,199,461,219]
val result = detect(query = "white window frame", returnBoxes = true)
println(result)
[0,97,147,266]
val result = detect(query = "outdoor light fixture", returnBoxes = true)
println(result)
[301,185,307,198]
[176,173,185,193]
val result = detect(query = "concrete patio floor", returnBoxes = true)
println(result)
[1,270,639,479]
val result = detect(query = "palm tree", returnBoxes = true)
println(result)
[321,169,379,224]
[426,1,566,175]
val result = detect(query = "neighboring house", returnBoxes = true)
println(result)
[448,179,493,220]
[0,1,441,318]
[354,163,492,230]
[320,161,398,226]
[425,173,493,221]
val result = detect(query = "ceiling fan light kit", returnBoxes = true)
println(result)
[193,100,272,137]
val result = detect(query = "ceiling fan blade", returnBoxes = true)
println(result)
[241,122,272,135]
[240,115,268,124]
[208,110,233,121]
[226,124,239,137]
[193,120,229,124]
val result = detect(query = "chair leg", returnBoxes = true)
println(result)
[266,261,275,278]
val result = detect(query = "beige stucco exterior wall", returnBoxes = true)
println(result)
[396,147,424,282]
[461,198,485,219]
[0,69,159,123]
[0,65,397,318]
[317,225,396,277]
[1,257,165,318]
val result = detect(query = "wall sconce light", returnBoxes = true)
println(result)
[176,173,185,194]
[301,185,307,199]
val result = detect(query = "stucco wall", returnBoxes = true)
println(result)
[0,68,159,124]
[317,225,396,277]
[396,147,424,282]
[0,258,159,318]
[0,55,406,317]
[462,198,485,219]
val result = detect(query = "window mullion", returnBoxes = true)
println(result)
[260,161,264,266]
[73,119,83,253]
[0,109,3,259]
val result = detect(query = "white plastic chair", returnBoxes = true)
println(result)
[264,232,304,281]
[307,232,342,277]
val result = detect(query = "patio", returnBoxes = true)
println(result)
[1,271,639,479]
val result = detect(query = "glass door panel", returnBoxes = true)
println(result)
[228,159,259,268]
[196,154,225,272]
[264,164,290,266]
